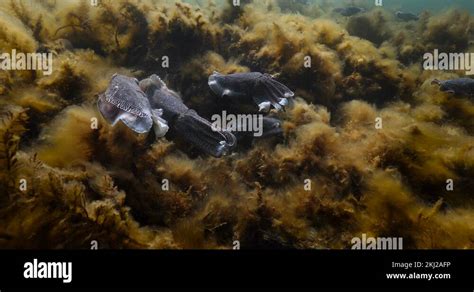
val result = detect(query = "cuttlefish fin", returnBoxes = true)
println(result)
[120,111,153,134]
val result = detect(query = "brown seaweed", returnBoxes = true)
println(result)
[0,0,473,249]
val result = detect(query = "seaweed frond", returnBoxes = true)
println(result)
[0,106,28,204]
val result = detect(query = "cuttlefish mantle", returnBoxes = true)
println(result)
[97,73,168,136]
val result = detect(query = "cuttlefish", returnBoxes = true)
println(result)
[98,74,236,158]
[395,11,419,21]
[208,72,294,112]
[97,74,168,136]
[431,78,474,97]
[333,6,366,17]
[140,74,236,157]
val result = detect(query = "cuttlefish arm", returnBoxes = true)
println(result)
[174,109,236,157]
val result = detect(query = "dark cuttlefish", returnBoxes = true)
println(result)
[208,72,294,113]
[139,74,236,158]
[333,6,366,17]
[431,78,474,97]
[396,11,419,21]
[98,73,236,158]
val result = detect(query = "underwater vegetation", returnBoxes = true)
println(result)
[0,0,473,249]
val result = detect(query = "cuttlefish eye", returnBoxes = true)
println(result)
[98,74,153,134]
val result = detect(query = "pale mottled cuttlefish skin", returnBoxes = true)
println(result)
[208,72,294,112]
[431,78,474,97]
[140,74,236,158]
[98,73,168,135]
